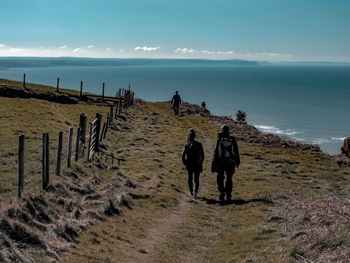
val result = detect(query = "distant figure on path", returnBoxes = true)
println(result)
[171,91,182,116]
[182,128,204,199]
[211,125,240,201]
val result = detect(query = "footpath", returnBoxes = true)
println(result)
[63,100,348,263]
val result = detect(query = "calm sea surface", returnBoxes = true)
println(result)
[0,58,349,154]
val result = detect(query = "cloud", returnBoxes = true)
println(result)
[174,47,295,61]
[0,44,5,48]
[106,47,111,52]
[87,45,95,49]
[9,48,26,52]
[73,48,81,53]
[134,46,160,52]
[59,45,67,49]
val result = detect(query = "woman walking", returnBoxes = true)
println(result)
[182,128,204,199]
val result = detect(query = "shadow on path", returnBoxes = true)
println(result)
[201,197,273,206]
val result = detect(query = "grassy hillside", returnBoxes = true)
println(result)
[0,80,349,262]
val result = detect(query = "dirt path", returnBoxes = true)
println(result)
[63,101,282,263]
[129,118,217,262]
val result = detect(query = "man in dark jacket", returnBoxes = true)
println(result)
[212,125,240,201]
[182,128,204,199]
[171,91,181,116]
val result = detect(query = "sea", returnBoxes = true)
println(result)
[0,57,349,155]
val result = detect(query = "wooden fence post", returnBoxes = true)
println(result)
[56,131,63,176]
[118,100,122,115]
[100,123,106,141]
[67,128,73,168]
[102,82,105,100]
[23,73,26,89]
[18,135,25,198]
[42,133,47,189]
[79,113,87,157]
[56,77,60,92]
[45,133,50,190]
[87,122,93,161]
[75,128,80,161]
[110,106,113,123]
[95,114,102,151]
[80,81,83,97]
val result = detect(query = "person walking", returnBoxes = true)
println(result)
[211,125,240,201]
[171,91,182,116]
[182,128,204,199]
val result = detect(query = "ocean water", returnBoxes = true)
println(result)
[0,57,349,155]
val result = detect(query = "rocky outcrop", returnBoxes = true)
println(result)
[340,137,350,158]
[180,102,321,152]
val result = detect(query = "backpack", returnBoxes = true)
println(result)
[218,137,234,159]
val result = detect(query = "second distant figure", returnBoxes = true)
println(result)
[171,90,182,116]
[182,129,204,199]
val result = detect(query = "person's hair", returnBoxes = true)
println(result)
[186,128,196,143]
[221,125,230,133]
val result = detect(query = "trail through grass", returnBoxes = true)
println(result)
[61,101,349,262]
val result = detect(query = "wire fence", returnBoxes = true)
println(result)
[0,87,134,202]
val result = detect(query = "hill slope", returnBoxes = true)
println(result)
[59,100,350,263]
[0,80,349,262]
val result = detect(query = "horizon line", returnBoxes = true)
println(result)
[0,56,350,64]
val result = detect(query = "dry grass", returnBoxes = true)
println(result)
[0,84,349,262]
[0,79,111,201]
[271,193,350,262]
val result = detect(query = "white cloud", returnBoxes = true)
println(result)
[0,44,5,48]
[174,47,295,61]
[87,45,95,49]
[9,48,26,52]
[134,46,161,52]
[106,47,111,52]
[59,45,67,49]
[73,48,81,53]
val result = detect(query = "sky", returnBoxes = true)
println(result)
[0,0,349,61]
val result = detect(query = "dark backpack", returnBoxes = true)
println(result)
[218,137,235,159]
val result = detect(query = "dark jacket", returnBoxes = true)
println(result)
[182,140,204,172]
[172,94,181,105]
[212,132,240,172]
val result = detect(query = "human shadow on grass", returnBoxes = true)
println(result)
[200,197,273,206]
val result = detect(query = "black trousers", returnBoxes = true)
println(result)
[217,165,235,197]
[173,103,180,115]
[187,170,200,194]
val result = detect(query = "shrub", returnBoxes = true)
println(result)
[236,110,247,124]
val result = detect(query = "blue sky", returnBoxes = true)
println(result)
[0,0,349,61]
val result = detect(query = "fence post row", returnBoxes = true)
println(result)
[18,135,25,198]
[56,131,63,176]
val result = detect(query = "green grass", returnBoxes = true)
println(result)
[60,101,349,263]
[0,83,349,262]
[0,79,111,201]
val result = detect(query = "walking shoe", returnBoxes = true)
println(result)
[219,193,225,201]
[193,193,198,199]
